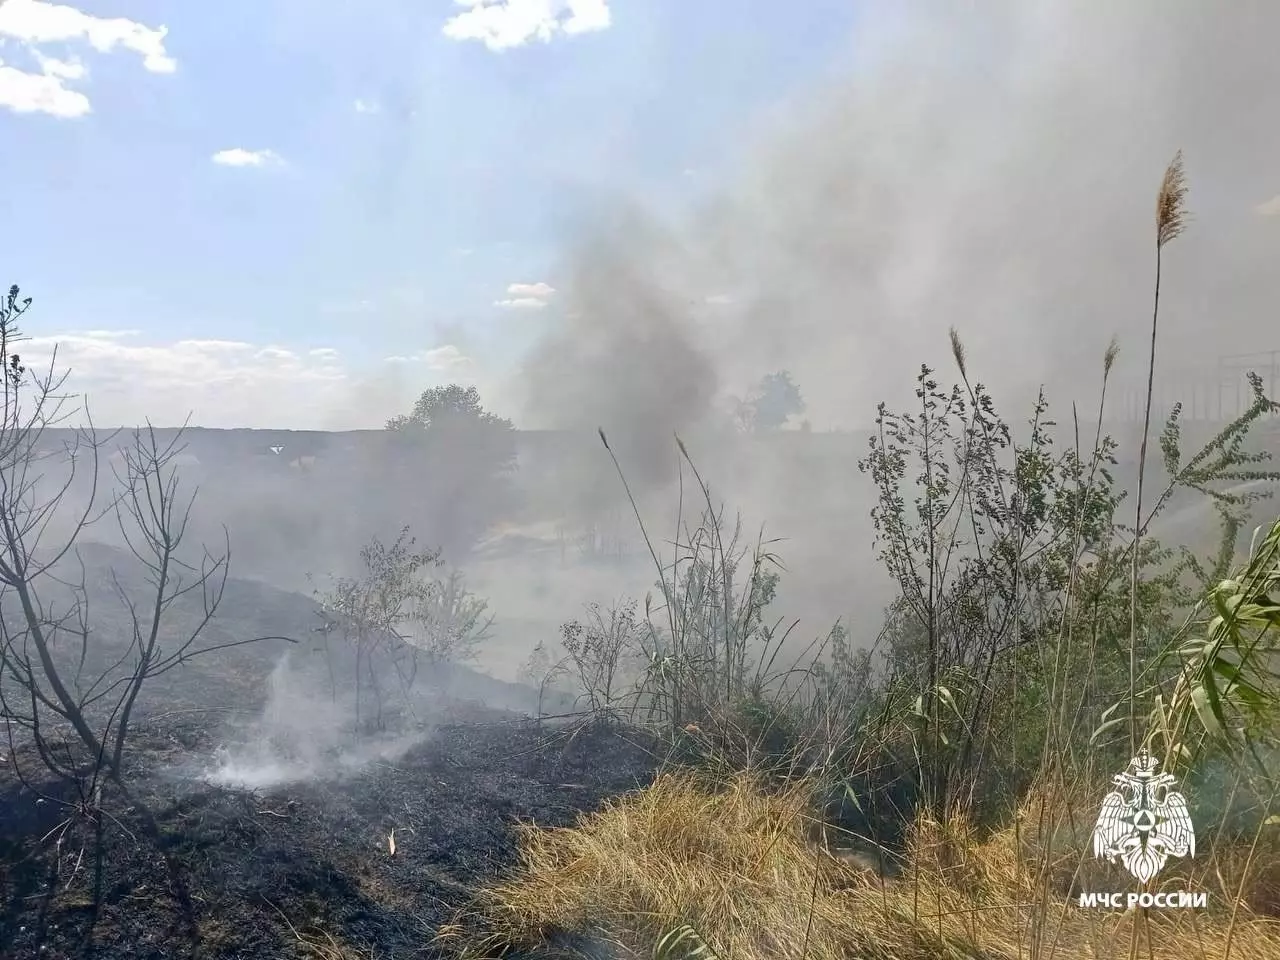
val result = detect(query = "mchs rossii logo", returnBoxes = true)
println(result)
[1079,750,1205,910]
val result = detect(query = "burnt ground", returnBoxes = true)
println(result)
[0,543,663,960]
[1,709,662,960]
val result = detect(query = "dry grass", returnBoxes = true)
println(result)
[438,772,1280,960]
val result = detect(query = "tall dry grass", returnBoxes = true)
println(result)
[436,772,1280,960]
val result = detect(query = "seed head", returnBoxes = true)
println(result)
[1156,150,1189,248]
[949,326,967,380]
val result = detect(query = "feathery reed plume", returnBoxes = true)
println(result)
[1132,151,1190,757]
[948,326,967,380]
[1156,150,1189,248]
[1104,336,1119,377]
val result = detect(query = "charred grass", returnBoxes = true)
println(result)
[1,711,661,960]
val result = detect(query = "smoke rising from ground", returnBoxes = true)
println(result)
[499,0,1280,647]
[522,0,1280,437]
[523,208,722,493]
[205,653,428,790]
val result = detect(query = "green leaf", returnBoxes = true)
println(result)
[1190,681,1231,742]
[1090,716,1128,745]
[841,782,866,814]
[655,924,722,960]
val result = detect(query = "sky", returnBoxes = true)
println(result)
[2,1,1279,434]
[0,0,859,428]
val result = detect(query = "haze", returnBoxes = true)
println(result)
[3,0,1278,679]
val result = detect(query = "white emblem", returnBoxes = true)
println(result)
[1092,750,1195,883]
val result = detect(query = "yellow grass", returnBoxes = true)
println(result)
[438,771,1280,960]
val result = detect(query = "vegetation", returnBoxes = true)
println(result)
[387,383,516,445]
[733,369,807,432]
[443,154,1280,959]
[311,527,495,735]
[0,284,295,919]
[439,771,1280,960]
[383,383,518,559]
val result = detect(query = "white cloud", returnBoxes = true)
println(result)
[25,332,327,386]
[383,346,472,370]
[495,281,555,310]
[1258,195,1280,217]
[505,281,555,299]
[32,49,84,80]
[442,0,611,52]
[20,332,349,427]
[12,330,492,428]
[254,346,299,363]
[703,293,735,306]
[0,0,175,71]
[0,57,89,116]
[353,97,380,114]
[211,147,284,168]
[0,0,174,117]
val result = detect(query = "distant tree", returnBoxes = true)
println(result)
[733,371,806,432]
[752,370,805,430]
[386,384,512,436]
[386,384,515,465]
[382,384,517,558]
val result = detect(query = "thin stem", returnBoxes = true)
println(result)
[1131,245,1163,756]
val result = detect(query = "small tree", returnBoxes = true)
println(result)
[314,534,498,726]
[560,599,645,722]
[314,527,441,734]
[517,639,569,723]
[0,284,289,893]
[410,568,495,666]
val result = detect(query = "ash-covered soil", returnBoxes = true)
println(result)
[1,711,661,960]
[0,541,662,958]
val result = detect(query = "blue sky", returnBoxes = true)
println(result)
[0,0,859,427]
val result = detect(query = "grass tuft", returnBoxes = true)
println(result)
[438,773,1280,959]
